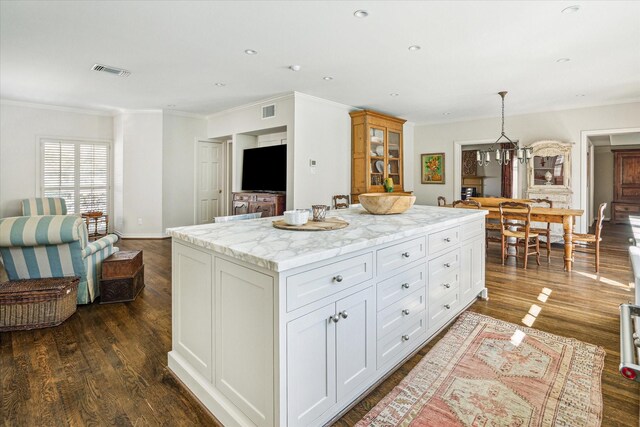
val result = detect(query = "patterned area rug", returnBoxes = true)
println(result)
[357,312,605,427]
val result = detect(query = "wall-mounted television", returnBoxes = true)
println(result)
[241,144,287,192]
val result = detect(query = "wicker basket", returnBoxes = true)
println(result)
[0,277,79,331]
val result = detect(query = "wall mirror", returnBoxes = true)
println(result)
[527,140,572,191]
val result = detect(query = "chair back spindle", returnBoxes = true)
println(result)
[452,199,481,209]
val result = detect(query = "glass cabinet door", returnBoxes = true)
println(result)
[387,131,401,187]
[369,127,385,187]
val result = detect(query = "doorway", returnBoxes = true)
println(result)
[195,140,226,224]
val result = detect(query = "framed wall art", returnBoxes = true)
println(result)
[421,153,445,184]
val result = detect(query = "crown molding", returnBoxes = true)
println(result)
[0,98,115,116]
[115,109,163,115]
[206,92,294,119]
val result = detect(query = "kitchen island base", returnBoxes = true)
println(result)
[167,206,487,427]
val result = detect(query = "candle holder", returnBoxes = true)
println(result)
[311,205,328,222]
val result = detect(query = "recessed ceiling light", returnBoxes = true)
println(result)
[353,10,368,18]
[556,58,571,63]
[442,112,451,116]
[289,65,301,71]
[561,5,580,14]
[408,45,421,51]
[214,82,226,87]
[576,94,586,97]
[323,76,334,81]
[389,93,399,97]
[244,49,258,55]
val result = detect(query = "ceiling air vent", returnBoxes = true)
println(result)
[91,63,131,77]
[262,104,276,119]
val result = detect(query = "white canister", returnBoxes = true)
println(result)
[284,209,309,226]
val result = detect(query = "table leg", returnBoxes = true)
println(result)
[563,216,573,271]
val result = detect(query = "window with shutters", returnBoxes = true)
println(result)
[41,139,111,225]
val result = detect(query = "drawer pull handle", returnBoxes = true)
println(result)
[402,252,411,258]
[444,263,451,268]
[444,237,451,242]
[401,283,410,289]
[402,309,410,316]
[333,275,343,283]
[444,304,451,310]
[329,315,340,323]
[339,311,349,319]
[444,283,451,289]
[402,334,410,342]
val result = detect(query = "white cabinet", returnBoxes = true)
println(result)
[460,237,484,301]
[287,287,375,427]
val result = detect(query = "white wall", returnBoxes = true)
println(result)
[414,102,640,232]
[292,93,354,208]
[113,112,164,237]
[0,101,113,218]
[162,112,207,230]
[593,146,614,219]
[208,94,295,208]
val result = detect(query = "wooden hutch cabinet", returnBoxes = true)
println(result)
[611,149,640,224]
[350,110,407,203]
[232,192,285,218]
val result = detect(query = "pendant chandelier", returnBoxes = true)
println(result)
[476,91,532,166]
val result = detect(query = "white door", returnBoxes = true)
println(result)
[287,303,337,427]
[197,141,224,223]
[336,287,375,400]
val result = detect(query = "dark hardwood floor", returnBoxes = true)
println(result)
[1,223,639,426]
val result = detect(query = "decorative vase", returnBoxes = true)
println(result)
[383,177,394,193]
[544,171,553,185]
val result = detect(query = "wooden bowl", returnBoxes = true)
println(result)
[358,193,416,215]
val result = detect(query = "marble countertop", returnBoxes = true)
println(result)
[166,205,486,272]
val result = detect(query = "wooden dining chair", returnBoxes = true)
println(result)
[525,198,553,262]
[332,195,350,210]
[452,199,481,209]
[437,196,446,207]
[571,203,606,273]
[499,202,540,269]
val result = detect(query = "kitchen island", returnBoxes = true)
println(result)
[166,205,487,427]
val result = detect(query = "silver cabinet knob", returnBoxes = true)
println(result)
[444,263,451,268]
[402,309,410,315]
[329,315,340,323]
[339,311,348,319]
[402,252,410,258]
[402,335,410,341]
[444,304,451,310]
[401,283,410,289]
[444,283,451,289]
[333,275,343,283]
[444,237,451,242]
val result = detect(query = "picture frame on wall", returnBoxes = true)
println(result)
[421,153,445,184]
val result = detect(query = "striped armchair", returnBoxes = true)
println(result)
[21,197,68,215]
[0,215,119,304]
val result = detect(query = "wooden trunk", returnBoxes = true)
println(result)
[100,250,145,303]
[612,149,640,224]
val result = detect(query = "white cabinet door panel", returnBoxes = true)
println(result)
[287,303,336,427]
[172,243,212,380]
[336,287,375,400]
[215,258,274,427]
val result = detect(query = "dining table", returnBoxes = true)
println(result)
[457,197,585,272]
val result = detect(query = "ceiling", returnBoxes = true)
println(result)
[1,1,639,124]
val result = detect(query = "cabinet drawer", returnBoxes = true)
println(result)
[377,288,426,339]
[256,195,276,202]
[377,315,426,369]
[614,204,640,213]
[377,264,426,311]
[429,248,460,282]
[376,236,426,276]
[428,227,459,255]
[460,219,484,241]
[287,253,373,311]
[429,270,458,303]
[428,292,459,328]
[233,194,255,202]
